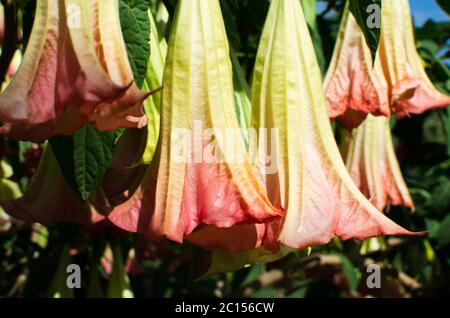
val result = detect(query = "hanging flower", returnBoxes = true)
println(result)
[0,0,149,142]
[0,9,162,228]
[0,145,104,225]
[0,120,154,226]
[188,0,419,253]
[107,0,283,243]
[324,0,450,129]
[343,115,414,211]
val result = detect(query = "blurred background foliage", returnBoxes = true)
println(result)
[1,0,450,298]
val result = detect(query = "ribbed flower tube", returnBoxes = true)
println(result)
[0,0,148,141]
[324,0,450,129]
[188,0,419,253]
[107,0,282,243]
[343,115,414,211]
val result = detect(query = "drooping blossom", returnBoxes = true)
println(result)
[0,119,155,225]
[0,10,164,227]
[0,145,104,225]
[107,0,283,243]
[0,0,149,142]
[324,0,450,129]
[188,0,419,253]
[343,115,414,211]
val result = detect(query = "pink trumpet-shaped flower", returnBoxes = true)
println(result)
[0,127,149,227]
[188,0,420,253]
[324,0,450,129]
[0,0,148,141]
[107,0,283,243]
[0,145,104,225]
[343,115,414,211]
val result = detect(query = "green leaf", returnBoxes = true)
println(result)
[106,245,134,298]
[251,287,278,298]
[220,0,241,50]
[428,176,450,213]
[434,215,450,247]
[87,264,105,298]
[286,286,308,298]
[49,125,122,201]
[335,253,359,294]
[300,0,317,29]
[349,0,381,63]
[417,40,441,56]
[119,0,151,88]
[300,0,326,76]
[437,0,450,16]
[48,246,75,298]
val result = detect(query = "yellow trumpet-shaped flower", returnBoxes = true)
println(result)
[106,0,282,243]
[188,0,419,253]
[344,115,414,211]
[324,0,450,129]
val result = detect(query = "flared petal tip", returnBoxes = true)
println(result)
[394,77,450,118]
[339,227,425,242]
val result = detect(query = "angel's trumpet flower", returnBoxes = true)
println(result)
[343,115,414,211]
[188,0,418,253]
[324,0,450,129]
[0,0,148,142]
[0,120,153,226]
[383,0,450,116]
[0,145,104,225]
[107,0,282,243]
[324,2,389,129]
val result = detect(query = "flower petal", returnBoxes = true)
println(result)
[344,115,414,211]
[189,0,420,253]
[324,3,389,129]
[107,0,282,243]
[0,0,148,141]
[0,145,103,225]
